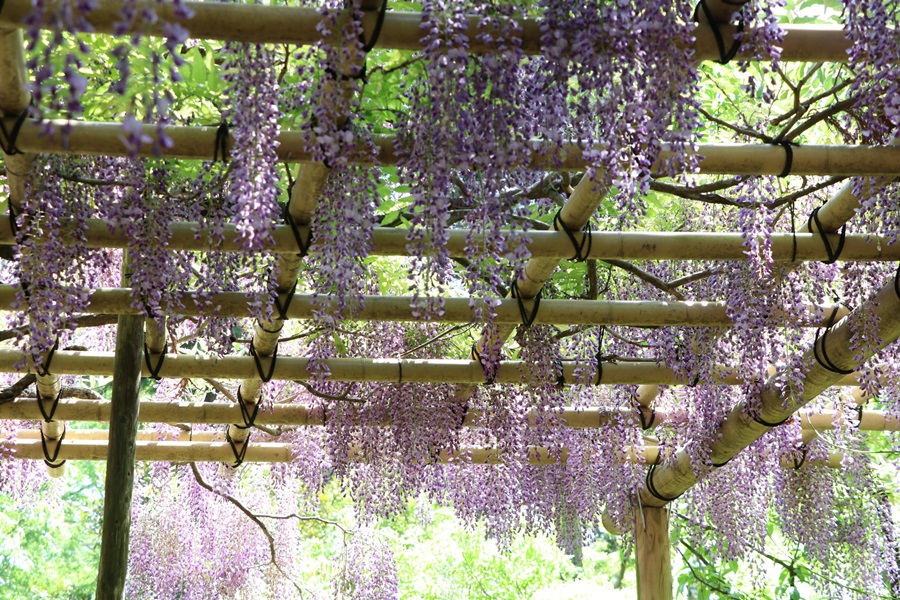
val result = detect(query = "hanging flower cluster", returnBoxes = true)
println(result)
[5,0,900,598]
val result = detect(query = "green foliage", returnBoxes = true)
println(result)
[0,462,104,600]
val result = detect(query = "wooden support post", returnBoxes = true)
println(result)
[95,313,144,600]
[635,506,672,600]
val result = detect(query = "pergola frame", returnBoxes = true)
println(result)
[1,1,899,598]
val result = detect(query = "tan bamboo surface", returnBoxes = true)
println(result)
[0,287,851,327]
[2,400,894,432]
[3,217,895,261]
[0,349,877,386]
[0,28,68,475]
[6,438,294,462]
[227,0,384,449]
[8,119,900,175]
[0,0,851,62]
[3,435,845,469]
[636,275,900,508]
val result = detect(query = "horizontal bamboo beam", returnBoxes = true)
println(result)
[0,350,872,386]
[0,288,848,327]
[4,402,893,432]
[0,1,849,62]
[6,438,293,462]
[4,218,897,262]
[3,436,843,468]
[9,119,900,175]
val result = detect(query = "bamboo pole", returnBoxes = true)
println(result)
[3,216,897,261]
[7,438,293,462]
[95,312,144,600]
[0,349,876,386]
[0,0,850,62]
[635,274,900,509]
[635,506,672,600]
[9,119,900,175]
[228,0,383,447]
[0,288,851,327]
[0,24,67,476]
[5,401,894,432]
[3,436,845,468]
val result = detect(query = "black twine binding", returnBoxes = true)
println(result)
[509,279,541,328]
[471,344,495,385]
[36,338,59,378]
[274,281,298,321]
[751,412,790,428]
[283,204,312,257]
[712,456,732,468]
[792,446,808,470]
[694,0,744,65]
[40,427,66,468]
[594,327,614,385]
[763,138,798,178]
[0,108,30,156]
[812,306,854,375]
[360,0,388,52]
[789,200,797,263]
[807,207,846,264]
[895,262,900,302]
[249,340,277,383]
[232,388,260,430]
[646,459,683,503]
[638,406,657,430]
[553,211,592,262]
[225,427,249,468]
[213,121,229,163]
[143,343,166,381]
[7,202,21,241]
[37,391,61,423]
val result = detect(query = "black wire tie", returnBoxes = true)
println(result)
[225,426,249,468]
[510,278,541,328]
[638,406,657,430]
[36,338,59,377]
[471,344,495,386]
[694,0,744,65]
[646,461,683,503]
[249,340,277,383]
[233,388,260,430]
[143,343,166,381]
[807,206,846,264]
[553,211,592,262]
[40,427,66,468]
[792,446,808,470]
[213,121,229,163]
[813,323,854,375]
[283,204,312,257]
[360,0,388,52]
[0,107,30,156]
[37,391,61,423]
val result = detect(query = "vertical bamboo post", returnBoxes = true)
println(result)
[634,506,673,600]
[96,258,144,599]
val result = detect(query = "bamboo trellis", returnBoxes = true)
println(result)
[2,1,900,599]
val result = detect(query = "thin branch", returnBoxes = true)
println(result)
[189,463,306,596]
[0,374,36,403]
[295,380,363,404]
[668,269,719,289]
[255,512,353,536]
[603,259,685,300]
[400,323,475,358]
